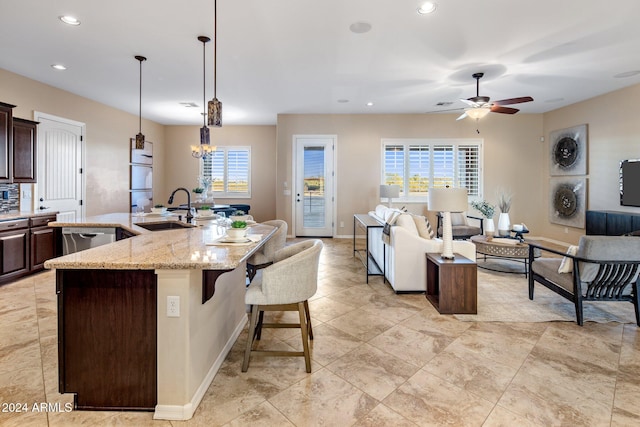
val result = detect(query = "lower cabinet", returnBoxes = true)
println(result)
[0,220,30,283]
[0,214,59,285]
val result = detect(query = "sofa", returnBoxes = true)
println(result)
[368,205,477,292]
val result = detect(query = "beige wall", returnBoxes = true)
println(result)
[542,83,640,243]
[164,125,277,222]
[0,68,165,216]
[275,113,544,236]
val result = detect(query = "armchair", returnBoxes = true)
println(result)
[528,236,640,326]
[436,212,483,239]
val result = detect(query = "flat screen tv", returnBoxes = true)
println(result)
[620,159,640,207]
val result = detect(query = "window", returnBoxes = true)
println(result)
[382,139,482,200]
[201,146,251,198]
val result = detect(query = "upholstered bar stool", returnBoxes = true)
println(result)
[242,239,323,373]
[246,219,287,280]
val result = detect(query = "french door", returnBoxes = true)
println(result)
[293,135,336,237]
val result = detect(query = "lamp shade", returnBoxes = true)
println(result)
[428,187,468,212]
[380,184,400,199]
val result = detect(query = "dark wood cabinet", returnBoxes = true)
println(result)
[426,253,477,314]
[57,269,157,410]
[0,102,15,183]
[0,219,30,282]
[30,215,58,272]
[12,117,38,183]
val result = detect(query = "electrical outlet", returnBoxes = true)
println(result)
[167,296,180,317]
[340,221,344,228]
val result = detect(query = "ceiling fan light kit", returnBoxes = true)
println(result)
[455,72,533,121]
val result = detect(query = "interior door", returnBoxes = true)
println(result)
[294,136,335,237]
[35,113,85,222]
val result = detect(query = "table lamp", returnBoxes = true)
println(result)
[380,184,400,207]
[428,187,468,259]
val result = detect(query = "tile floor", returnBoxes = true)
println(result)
[1,238,639,426]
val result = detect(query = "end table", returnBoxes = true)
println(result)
[425,253,477,314]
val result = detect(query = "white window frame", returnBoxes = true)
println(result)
[201,146,252,199]
[381,138,483,203]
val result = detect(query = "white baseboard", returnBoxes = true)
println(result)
[153,316,248,421]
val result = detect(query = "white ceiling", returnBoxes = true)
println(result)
[1,0,640,126]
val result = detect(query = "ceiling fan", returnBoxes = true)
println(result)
[454,72,533,121]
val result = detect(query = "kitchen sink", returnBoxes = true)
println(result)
[136,221,196,231]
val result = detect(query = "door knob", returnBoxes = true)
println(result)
[39,206,50,210]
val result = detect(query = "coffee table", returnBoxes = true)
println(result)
[470,235,540,277]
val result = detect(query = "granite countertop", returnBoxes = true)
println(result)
[0,210,59,221]
[44,213,276,271]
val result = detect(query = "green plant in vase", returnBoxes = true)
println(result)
[227,220,248,240]
[472,200,496,237]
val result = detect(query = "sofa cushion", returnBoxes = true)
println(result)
[558,245,579,273]
[450,212,467,226]
[411,214,433,239]
[375,204,387,221]
[396,214,418,235]
[532,258,575,293]
[577,236,640,282]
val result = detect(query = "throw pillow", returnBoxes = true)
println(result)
[375,204,387,221]
[411,214,434,239]
[558,245,579,273]
[396,214,419,235]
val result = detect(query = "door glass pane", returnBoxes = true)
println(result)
[303,146,325,228]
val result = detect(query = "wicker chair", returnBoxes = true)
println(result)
[528,236,640,326]
[242,239,323,372]
[246,219,287,280]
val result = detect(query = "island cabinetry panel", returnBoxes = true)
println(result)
[57,269,157,410]
[0,218,29,283]
[30,215,59,272]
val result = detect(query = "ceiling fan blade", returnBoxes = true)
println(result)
[490,105,520,114]
[456,112,468,121]
[492,96,533,106]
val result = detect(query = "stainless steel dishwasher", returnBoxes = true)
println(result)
[62,227,116,255]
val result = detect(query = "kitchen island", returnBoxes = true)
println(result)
[44,213,276,420]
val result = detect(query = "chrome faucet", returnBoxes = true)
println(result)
[168,187,193,222]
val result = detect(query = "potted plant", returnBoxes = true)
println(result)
[471,200,495,237]
[197,205,214,218]
[497,190,512,236]
[227,220,248,240]
[230,210,249,221]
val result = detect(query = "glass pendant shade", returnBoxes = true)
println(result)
[135,132,145,150]
[200,125,210,145]
[207,98,222,127]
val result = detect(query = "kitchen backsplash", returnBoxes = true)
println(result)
[0,184,20,212]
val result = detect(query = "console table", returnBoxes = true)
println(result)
[426,253,477,314]
[353,214,385,283]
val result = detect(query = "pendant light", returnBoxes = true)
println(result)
[207,0,222,127]
[134,55,147,150]
[191,36,215,159]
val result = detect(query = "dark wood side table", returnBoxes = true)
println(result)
[425,253,477,314]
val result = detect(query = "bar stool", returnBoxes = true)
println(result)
[246,219,287,280]
[242,239,323,372]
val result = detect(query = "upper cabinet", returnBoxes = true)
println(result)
[0,101,38,184]
[12,118,38,183]
[0,102,15,183]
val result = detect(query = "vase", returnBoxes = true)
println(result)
[498,212,511,237]
[484,218,495,237]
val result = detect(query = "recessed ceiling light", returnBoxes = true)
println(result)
[349,22,372,34]
[614,70,640,78]
[179,102,199,108]
[51,64,67,70]
[366,102,374,107]
[59,15,81,26]
[417,2,437,15]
